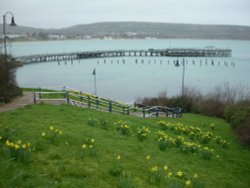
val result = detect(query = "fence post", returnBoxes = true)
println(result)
[142,106,145,118]
[156,107,159,117]
[109,100,112,112]
[88,96,91,108]
[39,87,41,99]
[127,107,130,115]
[142,109,145,118]
[66,92,69,104]
[133,102,137,112]
[166,111,168,118]
[33,92,36,104]
[96,97,99,109]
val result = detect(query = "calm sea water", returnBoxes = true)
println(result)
[4,39,250,102]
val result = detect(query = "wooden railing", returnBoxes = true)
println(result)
[33,91,182,118]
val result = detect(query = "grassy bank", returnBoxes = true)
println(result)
[0,104,249,187]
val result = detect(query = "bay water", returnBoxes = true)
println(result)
[4,39,250,102]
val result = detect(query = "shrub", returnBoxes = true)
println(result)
[235,118,250,145]
[0,54,22,103]
[224,104,250,129]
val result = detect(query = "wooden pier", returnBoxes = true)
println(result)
[16,48,232,64]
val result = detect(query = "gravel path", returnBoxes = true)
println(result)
[0,92,34,112]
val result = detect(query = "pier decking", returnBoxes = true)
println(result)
[16,48,232,64]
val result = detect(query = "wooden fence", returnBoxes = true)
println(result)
[33,91,182,118]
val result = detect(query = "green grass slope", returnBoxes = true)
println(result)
[0,104,249,188]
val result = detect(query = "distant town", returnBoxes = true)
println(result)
[1,22,250,42]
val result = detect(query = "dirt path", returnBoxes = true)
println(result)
[0,92,34,112]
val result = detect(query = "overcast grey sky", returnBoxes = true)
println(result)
[1,0,250,28]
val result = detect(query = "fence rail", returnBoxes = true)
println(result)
[33,91,182,118]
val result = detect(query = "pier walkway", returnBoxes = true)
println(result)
[16,48,232,64]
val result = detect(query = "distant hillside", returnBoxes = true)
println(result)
[1,22,250,40]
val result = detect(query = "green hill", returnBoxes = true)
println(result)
[2,22,250,40]
[0,104,249,188]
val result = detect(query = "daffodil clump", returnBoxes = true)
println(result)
[42,126,63,144]
[115,120,131,135]
[148,163,200,187]
[149,165,162,185]
[157,131,175,151]
[200,147,214,160]
[5,140,32,162]
[81,138,96,157]
[109,155,124,177]
[156,121,229,148]
[175,136,185,147]
[137,126,151,141]
[181,141,201,154]
[158,121,171,130]
[214,136,229,148]
[156,131,214,159]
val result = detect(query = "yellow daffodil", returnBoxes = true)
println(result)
[151,166,158,173]
[17,140,22,144]
[42,132,46,137]
[59,131,63,135]
[176,171,183,177]
[50,126,54,130]
[0,136,2,140]
[194,174,198,178]
[168,172,173,177]
[91,139,95,143]
[22,144,27,149]
[81,144,87,149]
[89,145,94,148]
[117,155,121,160]
[146,155,151,160]
[10,142,15,147]
[15,144,20,149]
[185,180,191,186]
[5,140,10,146]
[164,165,168,171]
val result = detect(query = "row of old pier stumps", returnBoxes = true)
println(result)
[57,58,235,67]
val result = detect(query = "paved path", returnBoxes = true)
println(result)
[0,92,34,112]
